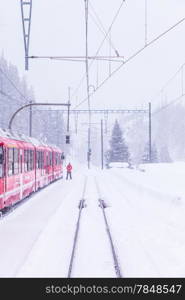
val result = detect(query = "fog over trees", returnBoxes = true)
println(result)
[0,54,66,150]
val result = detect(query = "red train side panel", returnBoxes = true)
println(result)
[0,132,63,211]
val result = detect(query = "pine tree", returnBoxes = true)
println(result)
[159,145,172,163]
[109,120,129,163]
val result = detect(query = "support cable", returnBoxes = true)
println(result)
[73,16,185,109]
[89,1,119,55]
[71,0,126,101]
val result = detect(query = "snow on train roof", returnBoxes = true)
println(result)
[0,128,62,151]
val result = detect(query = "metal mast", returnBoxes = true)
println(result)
[84,0,91,169]
[20,0,32,70]
[148,102,152,162]
[145,0,148,46]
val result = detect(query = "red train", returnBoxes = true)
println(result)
[0,129,63,212]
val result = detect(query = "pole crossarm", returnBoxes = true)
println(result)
[34,109,148,114]
[28,55,125,63]
[8,102,70,130]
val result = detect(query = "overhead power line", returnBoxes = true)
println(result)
[71,0,126,100]
[89,1,119,55]
[151,62,185,103]
[153,93,185,115]
[73,16,185,109]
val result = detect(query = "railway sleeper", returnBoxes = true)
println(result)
[78,199,86,209]
[98,199,107,209]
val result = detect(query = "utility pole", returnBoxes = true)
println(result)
[20,0,32,70]
[84,0,91,169]
[148,102,152,162]
[67,87,71,132]
[145,0,148,46]
[101,119,104,169]
[65,88,71,145]
[181,65,184,96]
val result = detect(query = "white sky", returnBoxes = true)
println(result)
[0,0,185,111]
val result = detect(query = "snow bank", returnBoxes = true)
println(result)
[111,162,185,204]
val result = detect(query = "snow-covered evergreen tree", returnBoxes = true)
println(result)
[159,145,172,162]
[109,120,129,163]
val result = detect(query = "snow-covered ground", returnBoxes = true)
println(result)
[1,162,185,277]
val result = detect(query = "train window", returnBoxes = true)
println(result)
[32,151,34,170]
[49,152,52,166]
[40,152,42,169]
[39,151,41,169]
[14,148,19,175]
[8,148,14,176]
[0,146,3,164]
[30,150,34,171]
[56,153,60,165]
[28,150,30,171]
[42,152,44,169]
[24,150,29,172]
[55,153,58,165]
[0,146,3,178]
[24,150,27,172]
[36,151,39,169]
[38,151,42,169]
[46,153,49,167]
[40,151,44,169]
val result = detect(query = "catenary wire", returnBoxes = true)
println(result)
[73,16,185,109]
[71,0,126,101]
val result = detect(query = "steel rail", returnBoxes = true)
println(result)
[67,176,87,278]
[94,178,122,278]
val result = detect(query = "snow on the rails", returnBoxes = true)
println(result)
[0,162,185,277]
[17,174,116,278]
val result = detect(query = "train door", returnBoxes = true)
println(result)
[0,145,5,202]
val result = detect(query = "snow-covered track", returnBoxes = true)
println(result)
[67,176,87,278]
[94,178,122,278]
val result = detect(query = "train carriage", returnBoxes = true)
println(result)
[51,145,63,181]
[0,130,63,212]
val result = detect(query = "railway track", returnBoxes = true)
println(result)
[67,176,122,278]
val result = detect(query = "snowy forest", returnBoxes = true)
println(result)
[0,54,66,150]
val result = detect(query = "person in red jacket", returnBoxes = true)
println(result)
[66,162,72,180]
